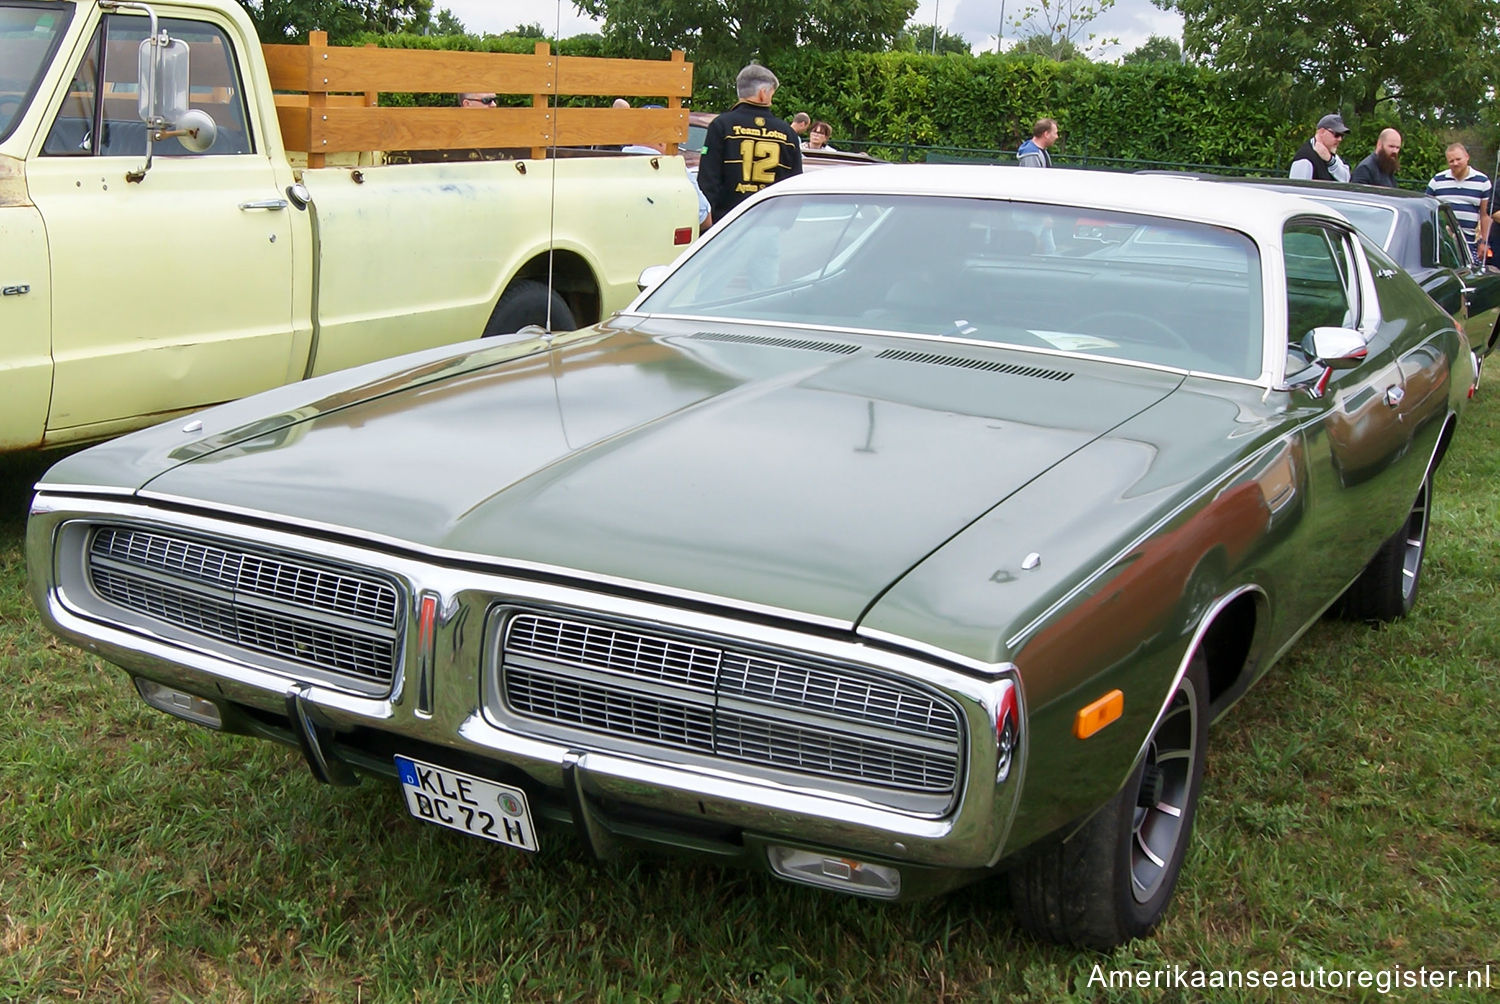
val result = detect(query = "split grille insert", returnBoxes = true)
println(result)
[86,526,401,691]
[501,612,964,796]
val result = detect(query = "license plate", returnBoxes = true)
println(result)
[394,755,538,851]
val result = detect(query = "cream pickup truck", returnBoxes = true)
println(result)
[0,0,700,452]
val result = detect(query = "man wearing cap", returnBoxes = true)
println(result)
[1289,114,1352,182]
[1427,143,1490,260]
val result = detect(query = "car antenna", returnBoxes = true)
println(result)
[544,0,562,331]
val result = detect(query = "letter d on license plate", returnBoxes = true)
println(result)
[394,755,538,851]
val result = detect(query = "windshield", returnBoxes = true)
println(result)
[641,193,1266,378]
[1302,197,1398,251]
[0,2,73,144]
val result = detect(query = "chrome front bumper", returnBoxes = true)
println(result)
[28,493,1026,881]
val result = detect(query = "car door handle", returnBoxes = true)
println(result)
[1385,385,1405,408]
[238,198,288,211]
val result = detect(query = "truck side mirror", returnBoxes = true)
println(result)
[137,29,190,129]
[125,6,212,181]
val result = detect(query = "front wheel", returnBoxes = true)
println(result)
[1337,474,1430,621]
[483,279,576,337]
[1007,653,1208,949]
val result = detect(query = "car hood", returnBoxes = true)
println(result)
[74,320,1185,626]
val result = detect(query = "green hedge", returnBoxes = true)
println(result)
[756,50,1451,179]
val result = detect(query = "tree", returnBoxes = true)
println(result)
[1010,31,1083,61]
[571,0,919,84]
[432,7,467,35]
[1155,0,1500,123]
[1121,34,1180,65]
[1007,0,1115,57]
[895,22,970,55]
[235,0,433,42]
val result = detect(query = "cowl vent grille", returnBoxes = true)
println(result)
[876,348,1073,381]
[690,331,861,354]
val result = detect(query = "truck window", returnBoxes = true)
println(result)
[42,13,252,157]
[0,2,73,143]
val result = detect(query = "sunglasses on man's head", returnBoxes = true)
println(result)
[469,96,498,105]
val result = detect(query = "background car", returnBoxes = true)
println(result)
[28,168,1468,950]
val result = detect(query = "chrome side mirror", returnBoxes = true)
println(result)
[136,24,190,129]
[1302,326,1368,370]
[637,264,671,292]
[123,3,195,181]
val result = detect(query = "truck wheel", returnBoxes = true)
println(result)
[1337,474,1430,621]
[485,279,576,336]
[1006,652,1207,949]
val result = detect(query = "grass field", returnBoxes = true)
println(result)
[2,395,1498,1003]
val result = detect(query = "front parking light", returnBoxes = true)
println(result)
[766,846,901,898]
[135,678,222,728]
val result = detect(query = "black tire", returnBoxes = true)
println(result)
[1007,653,1208,949]
[1338,474,1430,621]
[483,279,576,337]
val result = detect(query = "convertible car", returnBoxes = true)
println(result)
[27,168,1470,948]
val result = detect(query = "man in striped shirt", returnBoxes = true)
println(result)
[1426,143,1490,259]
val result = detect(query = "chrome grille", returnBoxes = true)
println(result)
[500,613,964,797]
[87,526,400,691]
[507,615,719,692]
[505,671,716,751]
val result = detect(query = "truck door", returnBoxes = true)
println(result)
[26,10,295,437]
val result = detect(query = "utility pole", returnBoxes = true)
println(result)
[932,0,940,54]
[997,0,1005,52]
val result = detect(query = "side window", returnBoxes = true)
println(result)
[41,25,100,155]
[42,14,252,158]
[1437,210,1469,269]
[1284,223,1358,343]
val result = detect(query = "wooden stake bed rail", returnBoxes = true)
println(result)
[263,33,693,166]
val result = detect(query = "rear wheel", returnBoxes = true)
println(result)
[1007,653,1208,949]
[1338,475,1430,621]
[484,279,576,337]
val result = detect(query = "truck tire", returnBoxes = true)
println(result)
[1006,652,1208,949]
[484,279,576,337]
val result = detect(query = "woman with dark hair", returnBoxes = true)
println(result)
[804,121,837,152]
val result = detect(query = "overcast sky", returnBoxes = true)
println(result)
[462,0,1183,61]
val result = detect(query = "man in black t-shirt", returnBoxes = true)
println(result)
[697,64,803,224]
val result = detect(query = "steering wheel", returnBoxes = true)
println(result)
[0,97,20,122]
[1074,310,1191,353]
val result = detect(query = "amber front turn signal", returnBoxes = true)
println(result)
[1074,689,1124,739]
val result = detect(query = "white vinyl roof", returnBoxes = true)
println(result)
[759,164,1347,245]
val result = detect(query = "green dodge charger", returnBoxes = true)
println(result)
[27,167,1473,948]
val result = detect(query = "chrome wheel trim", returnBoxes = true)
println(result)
[1130,675,1199,904]
[1401,480,1430,604]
